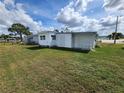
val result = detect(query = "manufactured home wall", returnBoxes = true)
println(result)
[23,36,28,44]
[23,35,38,44]
[56,34,72,48]
[38,32,97,50]
[72,33,96,50]
[33,35,38,44]
[38,33,56,46]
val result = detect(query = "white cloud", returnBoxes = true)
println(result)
[4,0,14,5]
[74,0,93,12]
[0,24,8,34]
[57,6,84,27]
[56,0,101,32]
[98,16,124,35]
[56,0,93,27]
[103,0,124,14]
[99,16,117,26]
[42,27,55,31]
[0,0,43,34]
[56,0,124,35]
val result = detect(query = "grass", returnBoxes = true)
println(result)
[0,43,124,93]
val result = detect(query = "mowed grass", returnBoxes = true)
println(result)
[0,43,124,93]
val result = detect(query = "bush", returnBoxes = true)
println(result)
[95,43,102,48]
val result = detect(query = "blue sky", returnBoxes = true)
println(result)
[83,0,106,18]
[16,0,70,27]
[0,0,124,35]
[16,0,106,27]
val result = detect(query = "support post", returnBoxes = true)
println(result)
[114,16,119,44]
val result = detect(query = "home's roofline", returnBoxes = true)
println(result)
[38,31,56,34]
[38,31,97,34]
[26,34,38,38]
[56,32,97,34]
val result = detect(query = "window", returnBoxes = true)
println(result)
[51,35,56,40]
[40,35,45,40]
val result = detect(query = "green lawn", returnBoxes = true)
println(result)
[0,43,124,93]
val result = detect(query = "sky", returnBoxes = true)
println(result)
[0,0,124,36]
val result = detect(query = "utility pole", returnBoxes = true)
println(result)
[114,16,119,44]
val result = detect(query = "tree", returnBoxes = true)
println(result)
[108,32,123,40]
[54,29,59,32]
[107,34,112,40]
[8,23,32,42]
[0,34,11,39]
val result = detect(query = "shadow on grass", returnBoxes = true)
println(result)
[51,47,90,53]
[121,47,124,50]
[26,46,90,53]
[26,46,47,50]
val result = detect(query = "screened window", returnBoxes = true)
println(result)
[40,35,45,40]
[51,35,56,40]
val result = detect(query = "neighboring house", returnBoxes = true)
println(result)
[38,31,97,50]
[6,38,17,43]
[98,36,109,40]
[0,38,6,43]
[23,34,38,44]
[0,37,19,43]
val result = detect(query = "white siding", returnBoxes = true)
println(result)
[39,33,49,46]
[56,34,72,48]
[65,34,72,48]
[33,35,38,44]
[38,33,56,46]
[23,35,38,44]
[38,32,97,50]
[72,33,96,50]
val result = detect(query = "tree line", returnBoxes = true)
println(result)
[0,23,32,42]
[107,32,124,40]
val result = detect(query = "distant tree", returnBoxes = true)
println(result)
[108,32,123,40]
[0,34,11,39]
[9,33,14,36]
[8,23,32,42]
[54,29,59,32]
[107,34,112,40]
[64,27,69,32]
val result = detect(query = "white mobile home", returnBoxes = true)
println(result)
[23,34,38,44]
[38,31,56,46]
[38,31,97,50]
